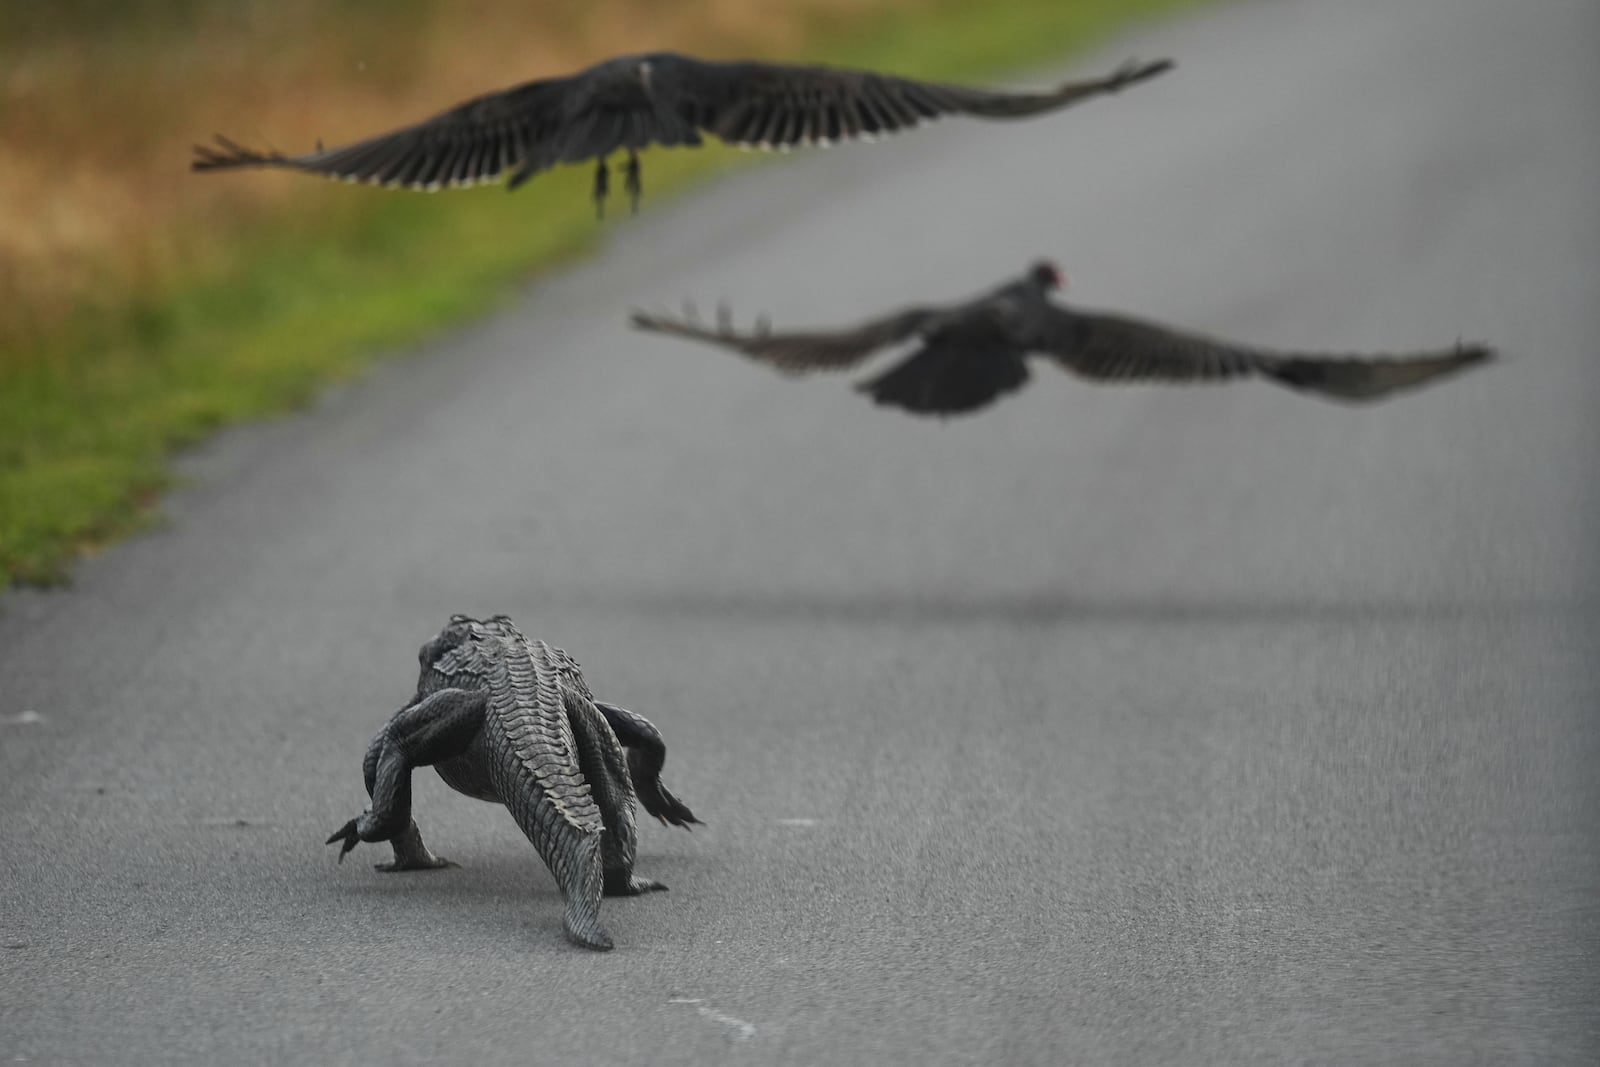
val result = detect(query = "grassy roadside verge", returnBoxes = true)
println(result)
[0,0,1199,588]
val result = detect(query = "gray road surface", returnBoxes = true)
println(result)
[3,0,1598,1062]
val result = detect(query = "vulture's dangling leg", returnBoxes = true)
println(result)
[624,150,643,215]
[592,157,610,220]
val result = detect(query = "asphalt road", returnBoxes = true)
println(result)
[3,0,1598,1062]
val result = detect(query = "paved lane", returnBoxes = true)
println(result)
[3,0,1597,1061]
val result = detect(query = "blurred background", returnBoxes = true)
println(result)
[0,0,1188,586]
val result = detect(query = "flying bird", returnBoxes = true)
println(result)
[631,261,1495,416]
[191,52,1173,217]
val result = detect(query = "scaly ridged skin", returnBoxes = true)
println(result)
[565,690,644,890]
[329,614,692,951]
[483,635,610,949]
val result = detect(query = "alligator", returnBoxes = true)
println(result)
[326,613,700,950]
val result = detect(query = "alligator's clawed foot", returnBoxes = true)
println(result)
[374,856,458,872]
[623,151,642,215]
[592,157,610,220]
[375,823,457,871]
[605,873,669,896]
[637,777,702,830]
[325,819,361,863]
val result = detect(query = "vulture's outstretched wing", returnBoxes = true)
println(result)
[631,304,936,376]
[1034,306,1495,402]
[669,55,1173,149]
[1263,345,1496,400]
[191,54,1172,192]
[191,75,588,190]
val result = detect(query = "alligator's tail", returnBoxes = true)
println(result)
[560,831,613,951]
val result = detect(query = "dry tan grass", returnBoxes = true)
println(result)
[0,0,921,351]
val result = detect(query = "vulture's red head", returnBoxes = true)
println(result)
[1029,260,1066,291]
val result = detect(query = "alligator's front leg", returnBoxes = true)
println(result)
[357,724,450,871]
[377,821,454,873]
[327,688,487,870]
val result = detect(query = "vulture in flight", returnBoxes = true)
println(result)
[630,261,1495,416]
[191,52,1173,217]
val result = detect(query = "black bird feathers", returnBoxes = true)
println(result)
[192,52,1173,216]
[631,261,1495,416]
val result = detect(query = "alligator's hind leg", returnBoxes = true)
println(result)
[326,688,487,870]
[595,701,701,829]
[566,693,668,897]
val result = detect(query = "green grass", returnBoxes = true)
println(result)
[0,0,1200,587]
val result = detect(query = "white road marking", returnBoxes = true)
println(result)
[668,998,757,1041]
